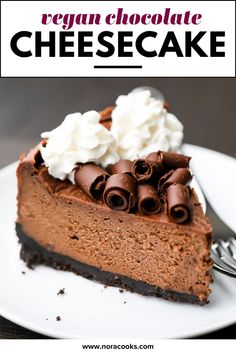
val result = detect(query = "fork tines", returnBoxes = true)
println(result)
[212,237,236,277]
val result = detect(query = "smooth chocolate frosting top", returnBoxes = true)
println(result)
[24,137,195,222]
[18,142,212,235]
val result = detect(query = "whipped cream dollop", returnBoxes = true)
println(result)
[110,90,183,160]
[40,110,119,182]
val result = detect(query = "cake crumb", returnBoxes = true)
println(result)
[46,318,48,321]
[104,285,108,289]
[56,316,61,321]
[21,271,26,274]
[119,289,124,293]
[57,288,65,295]
[124,301,127,304]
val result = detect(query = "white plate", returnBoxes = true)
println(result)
[0,144,236,339]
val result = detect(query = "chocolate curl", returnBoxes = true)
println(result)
[157,151,191,169]
[74,163,109,200]
[103,174,136,212]
[163,101,170,111]
[99,106,114,130]
[162,168,192,190]
[138,185,161,215]
[107,159,132,176]
[131,154,162,183]
[146,152,160,162]
[158,169,175,189]
[167,184,191,224]
[34,140,48,169]
[41,139,47,147]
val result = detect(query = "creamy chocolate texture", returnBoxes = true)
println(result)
[16,143,213,304]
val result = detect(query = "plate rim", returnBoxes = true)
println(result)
[1,302,236,339]
[0,144,236,339]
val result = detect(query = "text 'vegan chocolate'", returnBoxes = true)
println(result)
[137,184,161,215]
[158,151,191,169]
[74,163,109,200]
[103,174,136,212]
[167,184,191,224]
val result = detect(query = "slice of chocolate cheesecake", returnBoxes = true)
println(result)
[16,90,213,305]
[16,143,212,305]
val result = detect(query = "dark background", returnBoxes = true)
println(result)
[0,78,235,338]
[0,78,235,167]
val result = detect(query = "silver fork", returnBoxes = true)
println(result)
[211,238,236,278]
[134,85,236,278]
[207,201,236,278]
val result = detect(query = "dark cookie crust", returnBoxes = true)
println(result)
[16,223,207,305]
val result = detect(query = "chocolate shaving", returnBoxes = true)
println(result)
[157,151,191,169]
[107,159,132,176]
[163,101,170,110]
[146,152,160,162]
[159,169,175,190]
[99,106,114,130]
[103,174,136,212]
[41,139,47,148]
[34,150,44,169]
[131,155,162,183]
[34,139,48,169]
[74,163,109,200]
[137,185,161,215]
[167,184,191,224]
[162,168,192,190]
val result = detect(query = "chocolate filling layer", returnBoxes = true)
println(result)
[16,223,207,305]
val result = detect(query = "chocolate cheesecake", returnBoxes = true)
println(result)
[16,91,213,305]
